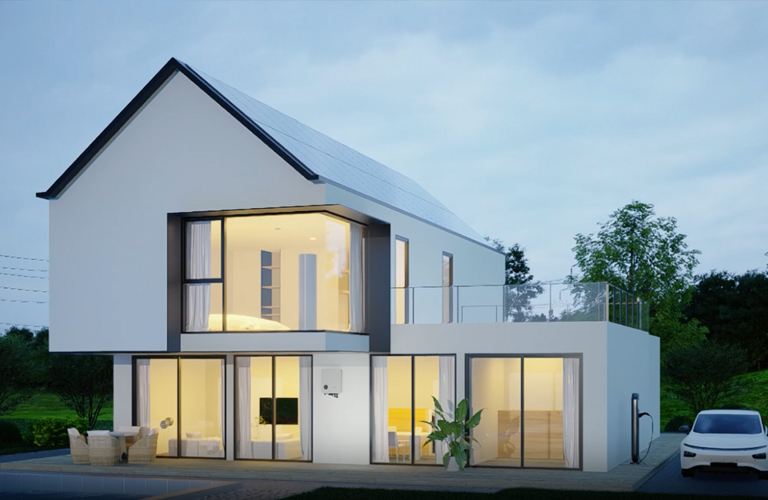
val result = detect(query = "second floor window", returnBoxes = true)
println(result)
[184,213,365,333]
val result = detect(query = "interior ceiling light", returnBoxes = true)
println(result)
[309,237,317,241]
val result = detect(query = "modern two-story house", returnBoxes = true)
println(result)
[38,58,659,473]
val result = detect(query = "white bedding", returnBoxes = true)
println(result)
[207,314,290,332]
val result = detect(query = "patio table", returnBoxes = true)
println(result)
[109,431,138,461]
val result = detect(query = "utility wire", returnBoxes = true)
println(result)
[0,254,48,262]
[0,272,48,280]
[0,286,48,293]
[0,266,48,273]
[0,298,47,304]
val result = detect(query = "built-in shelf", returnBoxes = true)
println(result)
[261,250,281,323]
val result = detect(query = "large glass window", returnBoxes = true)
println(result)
[469,356,580,469]
[135,357,225,459]
[371,355,455,465]
[235,356,312,461]
[183,213,365,333]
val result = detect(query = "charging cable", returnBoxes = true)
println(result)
[637,412,654,464]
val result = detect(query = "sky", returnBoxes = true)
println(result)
[1,1,767,329]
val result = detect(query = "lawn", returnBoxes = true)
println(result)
[285,487,759,500]
[4,393,112,420]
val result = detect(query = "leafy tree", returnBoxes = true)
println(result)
[0,329,35,416]
[663,342,750,416]
[36,333,112,429]
[685,270,768,370]
[487,238,544,321]
[570,201,705,345]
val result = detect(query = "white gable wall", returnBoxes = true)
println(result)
[49,72,326,352]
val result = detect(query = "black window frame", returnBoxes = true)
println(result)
[181,217,226,332]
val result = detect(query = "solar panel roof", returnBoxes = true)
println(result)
[185,63,485,244]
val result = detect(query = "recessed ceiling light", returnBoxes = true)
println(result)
[309,237,317,241]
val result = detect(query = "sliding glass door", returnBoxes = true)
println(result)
[235,356,312,461]
[370,355,455,465]
[134,357,225,459]
[468,355,581,469]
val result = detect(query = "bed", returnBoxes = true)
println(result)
[207,314,291,332]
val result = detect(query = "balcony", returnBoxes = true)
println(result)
[392,282,649,331]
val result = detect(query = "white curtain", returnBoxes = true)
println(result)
[348,224,364,332]
[137,359,150,427]
[435,356,455,464]
[185,221,212,331]
[563,358,580,469]
[237,358,252,458]
[299,357,312,461]
[372,357,389,462]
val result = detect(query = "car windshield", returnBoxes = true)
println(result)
[693,414,764,434]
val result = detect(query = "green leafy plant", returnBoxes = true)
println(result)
[0,420,22,445]
[422,397,483,471]
[29,417,87,447]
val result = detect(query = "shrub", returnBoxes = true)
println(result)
[0,420,22,445]
[28,417,87,447]
[664,415,692,432]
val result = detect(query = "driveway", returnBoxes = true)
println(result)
[638,453,768,497]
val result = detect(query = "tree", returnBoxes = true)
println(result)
[36,334,113,429]
[663,342,750,416]
[0,329,35,416]
[570,201,704,345]
[487,238,544,321]
[685,270,768,370]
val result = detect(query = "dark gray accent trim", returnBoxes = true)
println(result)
[167,215,182,351]
[366,224,391,352]
[37,58,318,201]
[465,353,583,471]
[174,204,386,227]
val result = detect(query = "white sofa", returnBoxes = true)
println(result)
[251,435,302,460]
[168,437,224,458]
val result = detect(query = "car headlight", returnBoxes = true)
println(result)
[752,453,766,459]
[683,451,696,458]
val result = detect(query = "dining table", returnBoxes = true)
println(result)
[109,431,138,461]
[396,431,432,461]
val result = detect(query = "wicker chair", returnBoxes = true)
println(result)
[128,429,159,463]
[88,435,121,466]
[67,428,89,464]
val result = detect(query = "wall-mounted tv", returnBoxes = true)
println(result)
[259,397,298,425]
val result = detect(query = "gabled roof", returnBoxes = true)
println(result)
[38,58,486,244]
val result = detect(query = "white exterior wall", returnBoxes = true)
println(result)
[606,323,661,469]
[49,72,325,352]
[325,184,503,290]
[391,321,659,472]
[113,355,133,430]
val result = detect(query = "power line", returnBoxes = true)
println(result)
[0,254,48,262]
[0,272,48,280]
[0,286,48,293]
[1,322,48,329]
[0,298,47,304]
[0,266,48,273]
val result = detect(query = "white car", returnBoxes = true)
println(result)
[680,410,768,478]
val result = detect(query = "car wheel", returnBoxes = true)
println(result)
[681,468,695,478]
[758,472,768,480]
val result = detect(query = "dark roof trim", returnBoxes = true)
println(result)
[37,57,318,200]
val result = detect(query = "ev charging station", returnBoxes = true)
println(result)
[631,393,652,463]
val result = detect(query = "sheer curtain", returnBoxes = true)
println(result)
[137,359,150,427]
[348,224,364,332]
[435,356,455,464]
[185,221,212,331]
[563,358,580,469]
[237,358,252,458]
[371,357,389,462]
[299,357,312,461]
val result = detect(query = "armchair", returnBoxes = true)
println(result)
[128,428,159,463]
[88,435,121,466]
[67,428,89,464]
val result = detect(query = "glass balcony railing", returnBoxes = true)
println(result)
[391,282,649,331]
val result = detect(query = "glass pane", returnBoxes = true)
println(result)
[371,356,413,463]
[235,357,273,459]
[274,357,311,461]
[470,357,521,467]
[185,220,221,279]
[184,283,223,332]
[523,358,566,468]
[180,358,224,458]
[225,214,354,331]
[414,356,453,465]
[395,239,408,324]
[136,358,178,458]
[442,254,453,323]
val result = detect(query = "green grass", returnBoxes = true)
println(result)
[4,393,112,420]
[285,487,760,500]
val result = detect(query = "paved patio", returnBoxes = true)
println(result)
[0,433,683,494]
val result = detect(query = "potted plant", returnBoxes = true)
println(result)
[422,396,483,471]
